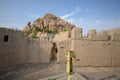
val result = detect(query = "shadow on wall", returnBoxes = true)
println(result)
[50,42,58,62]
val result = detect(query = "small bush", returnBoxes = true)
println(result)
[31,34,38,38]
[44,29,58,34]
[24,29,32,35]
[48,78,56,80]
[34,26,42,32]
[63,28,68,32]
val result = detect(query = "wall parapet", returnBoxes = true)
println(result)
[70,28,120,41]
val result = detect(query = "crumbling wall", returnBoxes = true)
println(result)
[1,27,120,68]
[97,30,108,40]
[71,28,120,67]
[53,31,71,42]
[87,29,120,41]
[39,33,54,41]
[49,42,57,62]
[108,32,120,41]
[87,29,98,40]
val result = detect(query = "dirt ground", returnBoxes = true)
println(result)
[0,63,120,80]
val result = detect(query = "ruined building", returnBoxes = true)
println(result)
[0,13,120,80]
[0,27,120,70]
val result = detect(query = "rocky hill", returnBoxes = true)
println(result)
[23,13,75,38]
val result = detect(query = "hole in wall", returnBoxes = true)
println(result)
[108,35,111,40]
[50,42,58,62]
[56,48,58,53]
[4,35,9,42]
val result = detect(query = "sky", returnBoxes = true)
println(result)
[0,0,120,35]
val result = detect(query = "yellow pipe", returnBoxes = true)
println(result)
[66,51,75,80]
[68,74,72,80]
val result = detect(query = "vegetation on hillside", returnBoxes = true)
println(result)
[23,13,75,38]
[23,26,60,38]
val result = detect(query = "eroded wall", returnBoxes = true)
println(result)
[54,31,71,42]
[0,27,120,68]
[72,28,120,67]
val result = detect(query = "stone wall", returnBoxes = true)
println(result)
[0,28,53,69]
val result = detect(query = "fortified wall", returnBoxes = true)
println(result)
[56,28,120,67]
[0,27,120,69]
[0,28,53,69]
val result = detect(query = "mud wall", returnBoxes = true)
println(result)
[0,27,120,68]
[56,28,120,67]
[56,40,71,63]
[73,40,108,67]
[57,40,120,67]
[0,28,52,69]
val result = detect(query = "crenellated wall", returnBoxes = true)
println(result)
[56,28,120,67]
[71,28,120,67]
[0,27,120,69]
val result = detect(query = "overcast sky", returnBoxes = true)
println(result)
[0,0,120,34]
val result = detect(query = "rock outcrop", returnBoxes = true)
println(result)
[23,13,75,37]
